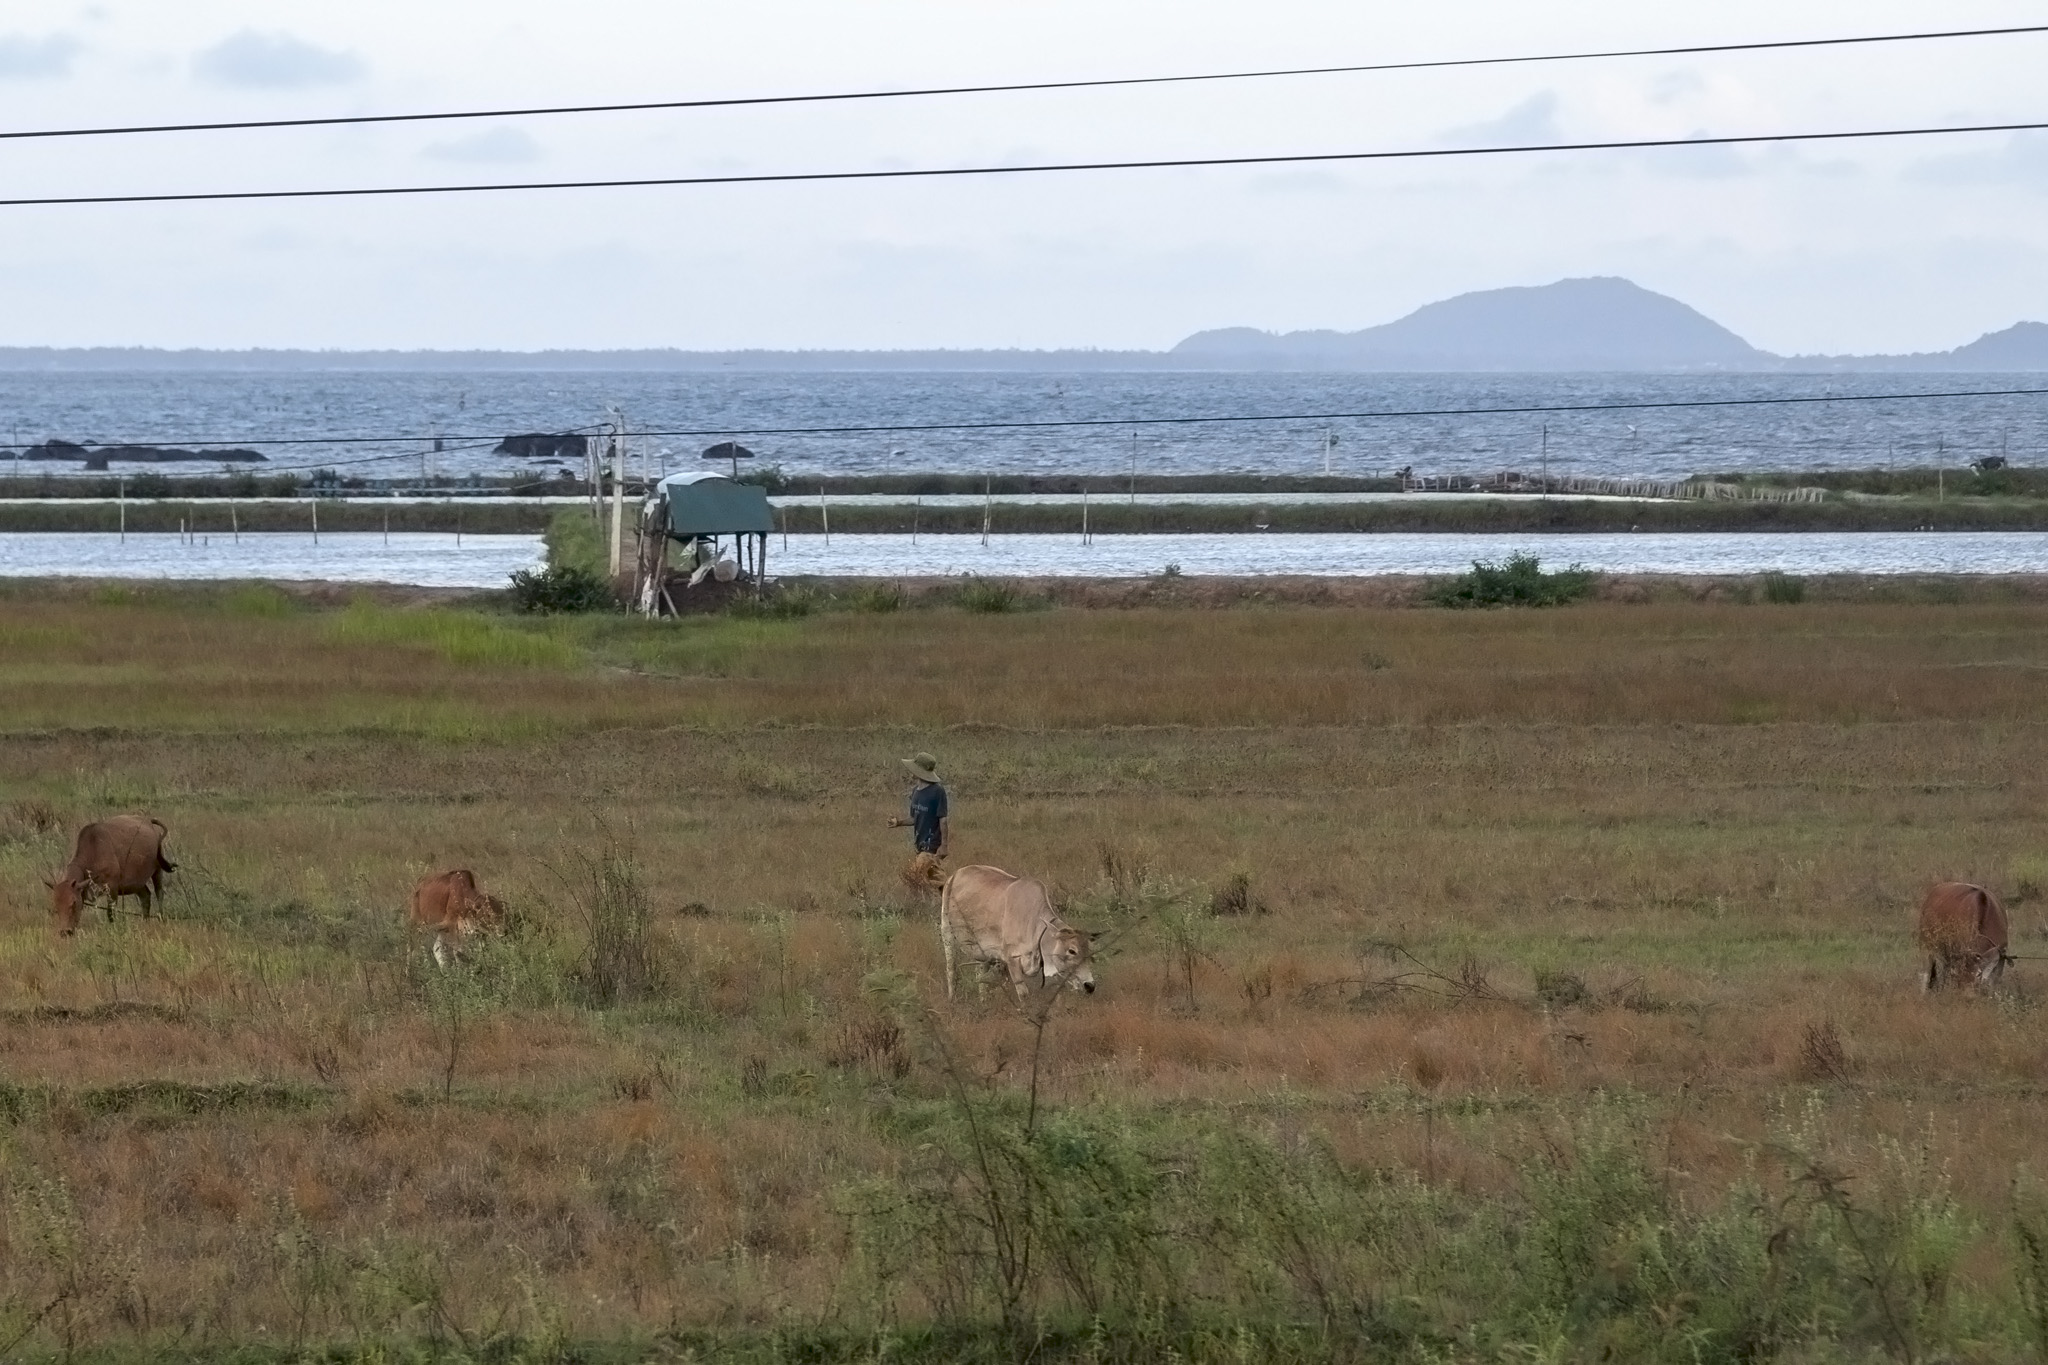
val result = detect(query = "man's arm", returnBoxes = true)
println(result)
[936,816,949,856]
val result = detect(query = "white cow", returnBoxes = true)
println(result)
[939,864,1097,1001]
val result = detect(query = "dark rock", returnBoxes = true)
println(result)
[495,433,590,460]
[23,439,264,464]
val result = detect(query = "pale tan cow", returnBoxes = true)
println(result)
[939,864,1096,1001]
[45,816,176,936]
[408,870,506,968]
[1915,881,2010,991]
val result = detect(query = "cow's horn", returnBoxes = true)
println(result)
[41,872,58,888]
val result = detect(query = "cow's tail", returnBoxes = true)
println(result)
[151,819,178,872]
[1973,886,1996,938]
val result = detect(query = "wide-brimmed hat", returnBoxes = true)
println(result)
[901,751,941,783]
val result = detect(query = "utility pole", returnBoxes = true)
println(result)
[1541,424,1549,496]
[1129,431,1137,504]
[1323,429,1334,477]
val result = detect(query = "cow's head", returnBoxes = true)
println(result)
[43,871,82,936]
[1042,925,1097,994]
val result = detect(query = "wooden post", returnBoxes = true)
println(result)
[118,477,125,544]
[1081,487,1089,546]
[820,488,829,546]
[311,496,319,545]
[982,473,991,547]
[756,532,767,599]
[912,495,919,547]
[608,426,626,578]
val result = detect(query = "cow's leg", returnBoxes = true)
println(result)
[1924,956,1940,991]
[940,909,958,1002]
[138,884,155,920]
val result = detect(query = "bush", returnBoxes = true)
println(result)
[1761,571,1807,604]
[956,577,1019,613]
[1432,553,1596,608]
[508,564,616,614]
[851,582,904,613]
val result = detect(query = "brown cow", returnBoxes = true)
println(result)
[408,870,506,967]
[939,864,1096,1001]
[44,816,176,936]
[1915,881,2010,991]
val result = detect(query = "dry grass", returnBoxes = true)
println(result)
[1,590,2047,1357]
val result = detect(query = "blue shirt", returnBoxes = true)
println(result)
[909,782,948,853]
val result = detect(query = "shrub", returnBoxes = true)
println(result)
[1432,553,1595,608]
[851,582,904,613]
[730,584,819,619]
[508,563,616,614]
[1761,571,1807,604]
[560,839,664,1006]
[1209,872,1267,917]
[957,577,1019,613]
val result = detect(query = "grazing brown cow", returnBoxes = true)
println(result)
[408,870,506,968]
[939,864,1096,1001]
[44,816,176,936]
[1915,881,2010,991]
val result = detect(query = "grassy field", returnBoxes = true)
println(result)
[2,585,2048,1361]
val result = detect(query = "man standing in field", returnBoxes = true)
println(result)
[889,751,949,891]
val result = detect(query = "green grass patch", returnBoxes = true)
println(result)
[326,602,582,669]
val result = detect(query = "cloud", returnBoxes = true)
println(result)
[1909,131,2048,190]
[1445,92,1561,147]
[193,30,363,89]
[0,32,82,78]
[1648,70,1704,105]
[424,127,541,164]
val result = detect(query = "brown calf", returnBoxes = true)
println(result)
[45,816,176,936]
[408,870,506,967]
[1915,881,2010,991]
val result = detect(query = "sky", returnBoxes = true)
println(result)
[1,1,2047,353]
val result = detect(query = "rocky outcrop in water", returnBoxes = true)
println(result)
[494,433,590,460]
[23,439,266,470]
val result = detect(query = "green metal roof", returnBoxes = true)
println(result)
[655,473,775,538]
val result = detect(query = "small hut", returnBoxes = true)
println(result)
[634,471,775,616]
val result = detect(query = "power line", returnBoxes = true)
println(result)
[6,116,2045,209]
[5,23,2044,144]
[12,385,2045,456]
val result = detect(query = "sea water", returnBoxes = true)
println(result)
[5,530,2046,586]
[1,370,2042,485]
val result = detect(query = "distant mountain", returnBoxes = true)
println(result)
[1788,321,2048,372]
[3,281,2044,371]
[1173,277,1770,371]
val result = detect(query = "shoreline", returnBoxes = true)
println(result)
[7,571,2047,610]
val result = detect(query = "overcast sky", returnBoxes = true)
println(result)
[2,1,2046,353]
